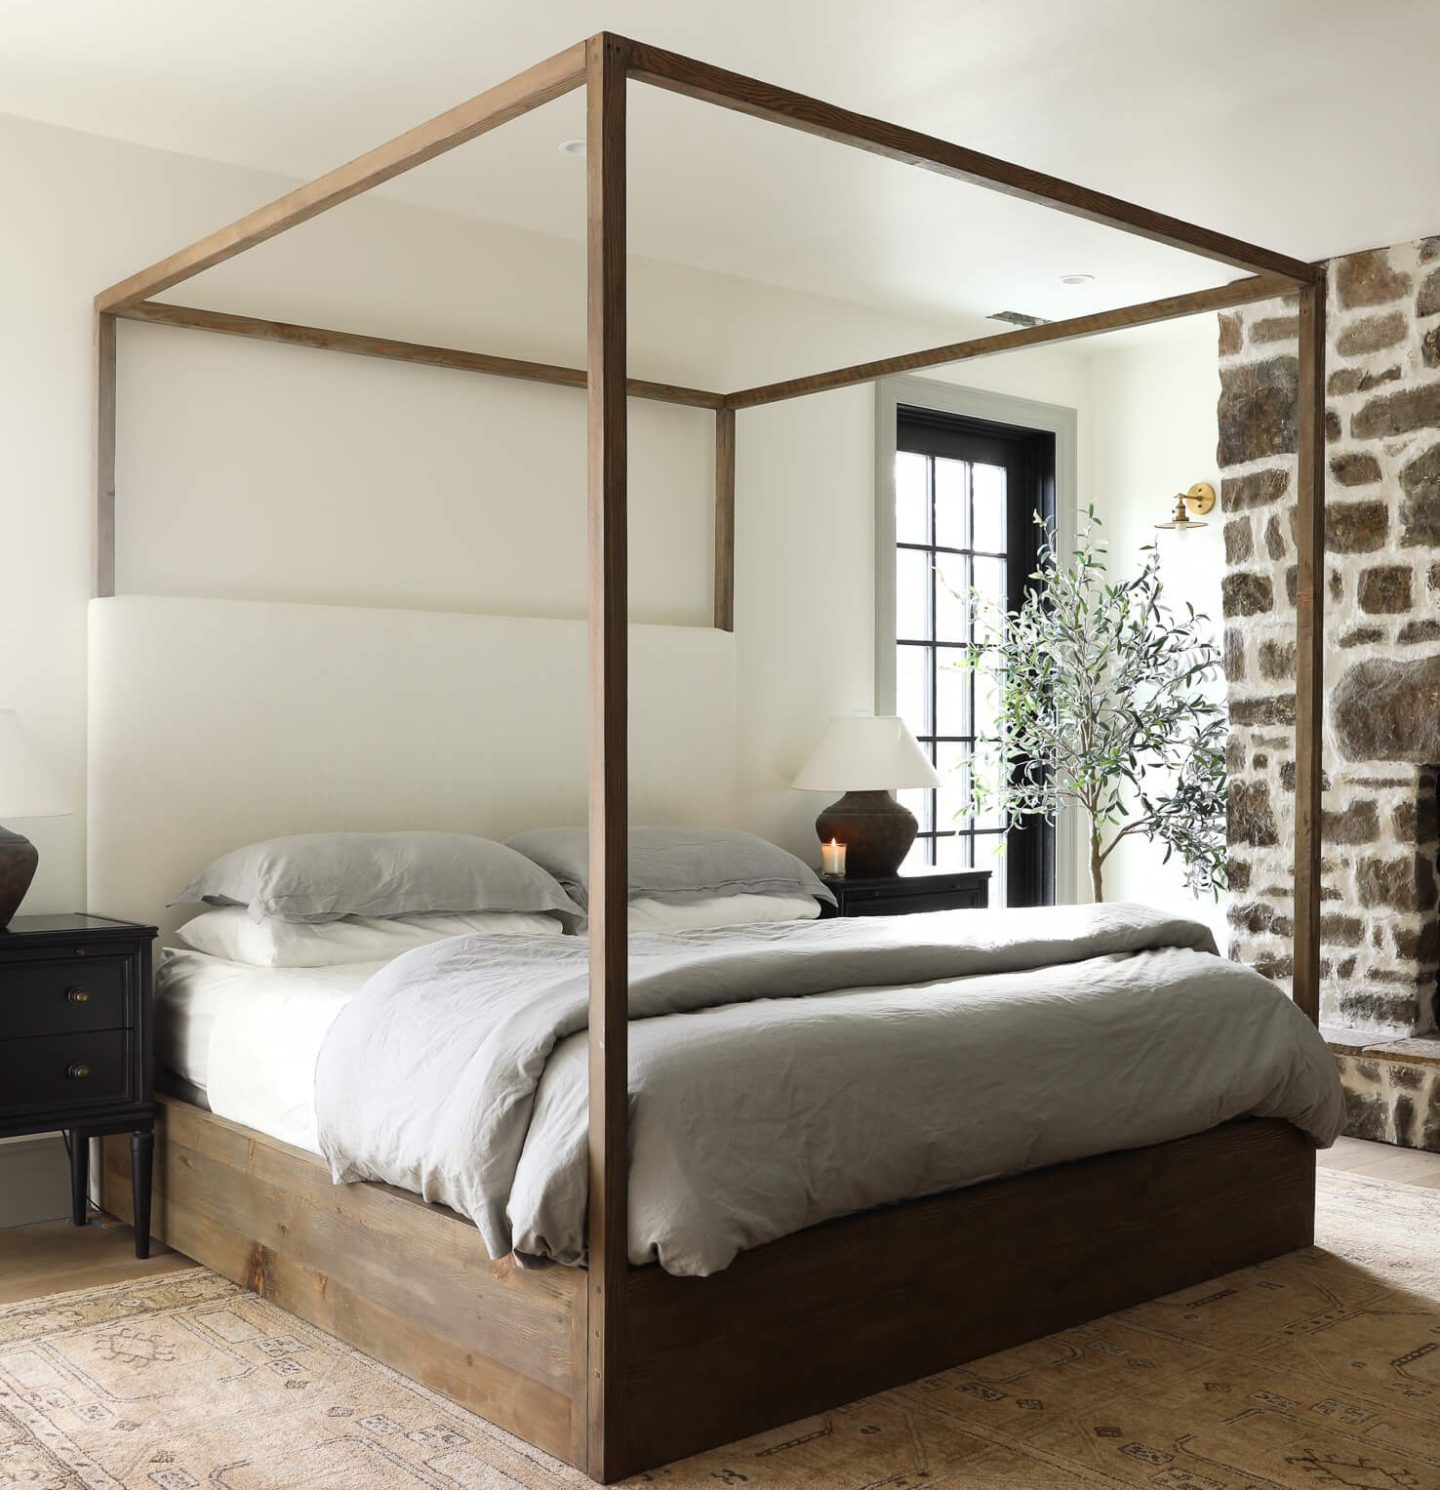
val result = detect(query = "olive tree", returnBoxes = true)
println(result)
[957,511,1227,902]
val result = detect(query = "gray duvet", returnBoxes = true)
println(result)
[314,903,1344,1277]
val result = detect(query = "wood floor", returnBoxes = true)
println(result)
[1317,1134,1440,1187]
[0,1212,195,1305]
[0,1139,1437,1309]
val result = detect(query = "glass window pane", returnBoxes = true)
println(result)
[902,837,933,872]
[895,644,930,738]
[934,741,972,833]
[974,833,1008,907]
[898,785,934,834]
[895,548,931,640]
[934,650,971,739]
[972,554,1006,609]
[972,463,1007,553]
[934,457,968,550]
[934,833,973,870]
[933,551,969,645]
[895,451,929,545]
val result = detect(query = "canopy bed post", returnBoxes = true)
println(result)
[95,311,117,598]
[584,31,631,1484]
[1292,278,1327,1025]
[713,406,736,632]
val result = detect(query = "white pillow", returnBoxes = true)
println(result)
[177,906,564,968]
[627,893,822,932]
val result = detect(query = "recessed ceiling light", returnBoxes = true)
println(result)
[1059,273,1095,286]
[558,138,586,157]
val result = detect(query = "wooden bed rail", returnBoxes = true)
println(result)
[113,301,726,410]
[623,39,1318,286]
[94,42,588,314]
[725,275,1303,408]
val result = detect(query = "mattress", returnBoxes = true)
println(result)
[155,948,385,1153]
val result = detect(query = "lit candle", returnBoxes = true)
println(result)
[821,838,847,878]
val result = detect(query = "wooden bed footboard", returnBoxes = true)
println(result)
[103,1097,1315,1483]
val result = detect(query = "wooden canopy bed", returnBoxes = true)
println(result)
[92,33,1327,1484]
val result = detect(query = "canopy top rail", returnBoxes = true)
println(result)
[95,32,1319,397]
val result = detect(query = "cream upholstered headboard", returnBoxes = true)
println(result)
[88,596,738,943]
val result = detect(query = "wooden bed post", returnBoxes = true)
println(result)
[95,311,117,598]
[585,31,630,1484]
[713,407,736,632]
[1292,276,1327,1026]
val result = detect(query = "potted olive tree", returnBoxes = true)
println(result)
[958,511,1226,902]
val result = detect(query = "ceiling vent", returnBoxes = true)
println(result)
[987,310,1052,328]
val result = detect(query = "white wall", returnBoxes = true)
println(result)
[1085,318,1227,942]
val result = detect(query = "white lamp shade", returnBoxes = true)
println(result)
[793,714,941,792]
[0,711,70,819]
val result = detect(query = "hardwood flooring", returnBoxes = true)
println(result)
[0,1138,1437,1309]
[0,1212,195,1304]
[1317,1133,1440,1186]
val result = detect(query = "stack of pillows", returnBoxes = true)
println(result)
[174,828,834,968]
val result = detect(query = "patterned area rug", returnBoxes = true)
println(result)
[2,1169,1438,1488]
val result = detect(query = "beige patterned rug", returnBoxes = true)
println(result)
[2,1169,1438,1488]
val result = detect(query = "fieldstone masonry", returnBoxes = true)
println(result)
[1219,237,1440,1149]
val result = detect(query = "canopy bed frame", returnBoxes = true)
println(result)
[92,34,1326,1484]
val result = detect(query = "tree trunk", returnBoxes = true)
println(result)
[1089,829,1104,902]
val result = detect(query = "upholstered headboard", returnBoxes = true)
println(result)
[88,596,738,943]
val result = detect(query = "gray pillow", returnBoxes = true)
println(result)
[173,831,584,927]
[506,827,835,911]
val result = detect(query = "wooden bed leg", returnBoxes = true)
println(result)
[585,30,631,1486]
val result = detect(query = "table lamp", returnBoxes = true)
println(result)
[792,712,941,877]
[0,711,71,928]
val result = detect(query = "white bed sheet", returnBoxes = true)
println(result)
[155,948,384,1154]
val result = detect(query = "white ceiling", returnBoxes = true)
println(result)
[4,0,1438,327]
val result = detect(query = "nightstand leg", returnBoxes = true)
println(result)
[69,1130,89,1227]
[130,1129,153,1260]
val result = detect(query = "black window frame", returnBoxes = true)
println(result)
[895,405,1056,908]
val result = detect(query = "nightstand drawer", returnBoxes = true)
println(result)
[848,892,980,916]
[0,958,130,1039]
[2,1030,134,1113]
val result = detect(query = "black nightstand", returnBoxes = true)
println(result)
[819,867,991,918]
[0,913,158,1257]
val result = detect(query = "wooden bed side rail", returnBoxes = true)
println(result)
[102,1101,1315,1484]
[616,1117,1316,1478]
[113,301,726,411]
[94,42,588,314]
[723,273,1303,409]
[99,1095,590,1467]
[622,37,1319,286]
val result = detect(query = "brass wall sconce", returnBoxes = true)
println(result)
[1155,481,1217,536]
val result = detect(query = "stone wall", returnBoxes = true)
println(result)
[1220,237,1440,1039]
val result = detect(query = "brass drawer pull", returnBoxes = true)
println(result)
[67,1061,91,1080]
[67,988,90,1004]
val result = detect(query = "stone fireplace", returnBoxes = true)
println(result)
[1219,236,1440,1148]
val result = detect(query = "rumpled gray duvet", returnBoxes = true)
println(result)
[315,902,1344,1277]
